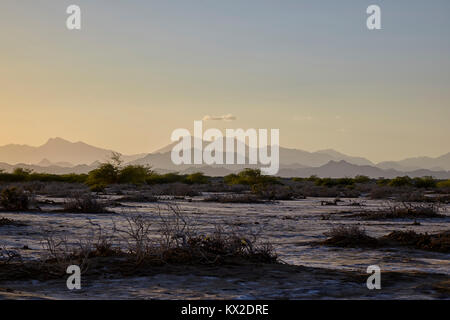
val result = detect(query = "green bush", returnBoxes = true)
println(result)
[146,172,185,184]
[354,175,371,184]
[118,165,152,184]
[388,176,413,187]
[436,179,450,188]
[376,178,390,186]
[224,169,279,186]
[413,176,437,188]
[315,177,354,187]
[87,163,119,186]
[0,168,87,184]
[0,187,30,211]
[185,172,209,184]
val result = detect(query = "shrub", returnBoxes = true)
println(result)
[118,165,152,185]
[389,176,413,187]
[354,175,371,184]
[382,230,450,253]
[386,203,443,218]
[0,217,25,226]
[185,172,209,184]
[437,180,450,188]
[146,173,185,185]
[224,169,279,186]
[0,171,87,184]
[0,187,30,211]
[376,178,390,186]
[413,176,437,188]
[322,226,379,247]
[87,163,119,186]
[204,194,263,203]
[63,194,110,213]
[160,183,199,197]
[315,177,354,187]
[251,184,295,200]
[370,186,395,199]
[117,193,158,203]
[353,203,444,219]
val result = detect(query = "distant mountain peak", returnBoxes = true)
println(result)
[37,158,52,166]
[43,137,73,146]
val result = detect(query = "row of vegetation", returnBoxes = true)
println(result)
[293,175,450,189]
[0,154,210,191]
[0,168,87,183]
[321,226,449,253]
[1,157,449,189]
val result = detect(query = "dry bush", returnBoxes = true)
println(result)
[39,205,278,268]
[349,202,446,220]
[0,217,25,227]
[363,203,445,220]
[252,184,296,200]
[322,225,379,247]
[151,206,277,264]
[117,193,158,203]
[296,184,359,198]
[186,225,277,264]
[63,193,110,213]
[0,247,22,264]
[40,220,121,275]
[381,230,450,253]
[369,186,396,199]
[0,187,31,211]
[204,194,264,203]
[121,214,154,263]
[149,183,199,197]
[33,182,89,197]
[397,191,426,202]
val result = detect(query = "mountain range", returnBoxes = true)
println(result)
[0,137,449,179]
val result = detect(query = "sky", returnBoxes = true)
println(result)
[0,0,449,162]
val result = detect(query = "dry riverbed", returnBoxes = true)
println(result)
[0,196,449,299]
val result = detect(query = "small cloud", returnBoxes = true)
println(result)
[202,114,237,121]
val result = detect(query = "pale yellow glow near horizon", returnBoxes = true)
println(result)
[0,1,449,163]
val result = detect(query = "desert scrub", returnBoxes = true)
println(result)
[321,226,379,248]
[321,227,449,253]
[352,203,445,220]
[184,172,209,184]
[63,193,110,213]
[0,187,31,211]
[0,217,26,227]
[39,206,278,269]
[116,193,158,203]
[0,247,22,264]
[224,168,280,186]
[381,230,450,253]
[437,179,450,189]
[150,183,199,197]
[251,184,296,200]
[204,194,264,203]
[369,186,396,199]
[145,172,209,185]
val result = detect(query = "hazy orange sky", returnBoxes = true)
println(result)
[1,0,449,162]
